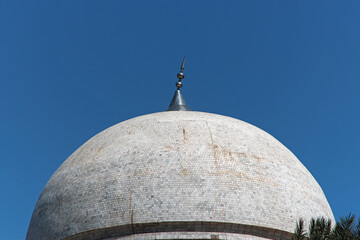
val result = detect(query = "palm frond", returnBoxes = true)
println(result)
[331,213,356,240]
[308,217,332,240]
[294,218,307,240]
[353,217,360,240]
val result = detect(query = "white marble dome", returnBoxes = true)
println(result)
[26,111,334,240]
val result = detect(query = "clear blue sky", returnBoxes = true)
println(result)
[1,1,359,239]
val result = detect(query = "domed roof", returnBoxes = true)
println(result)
[26,111,334,240]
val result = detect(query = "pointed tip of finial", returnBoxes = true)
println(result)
[180,56,185,72]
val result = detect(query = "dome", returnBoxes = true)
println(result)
[26,111,334,240]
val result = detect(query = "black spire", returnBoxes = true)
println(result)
[167,57,190,111]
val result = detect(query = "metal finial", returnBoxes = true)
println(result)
[176,56,186,89]
[167,57,190,111]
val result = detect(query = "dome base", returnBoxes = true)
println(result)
[63,221,293,240]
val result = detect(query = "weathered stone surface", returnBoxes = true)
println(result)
[26,111,334,240]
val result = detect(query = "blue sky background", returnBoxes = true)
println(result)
[1,1,359,239]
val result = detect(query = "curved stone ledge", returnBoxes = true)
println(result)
[64,221,294,240]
